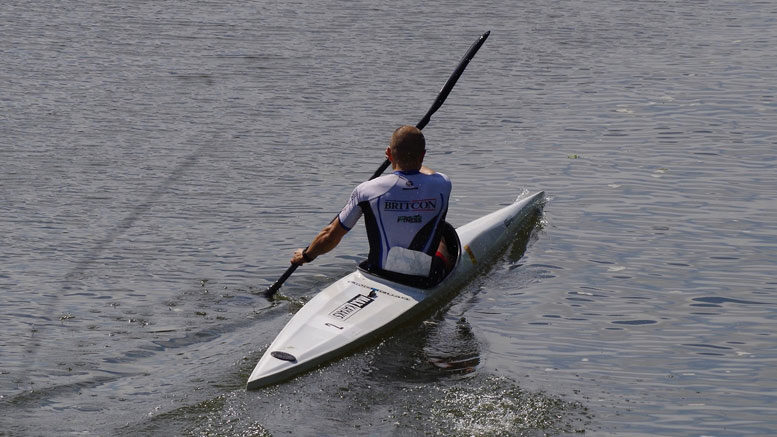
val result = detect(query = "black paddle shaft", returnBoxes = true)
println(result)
[265,31,490,299]
[370,31,490,180]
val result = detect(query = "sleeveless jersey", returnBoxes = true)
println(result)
[338,170,451,274]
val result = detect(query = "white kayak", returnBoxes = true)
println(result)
[247,191,545,390]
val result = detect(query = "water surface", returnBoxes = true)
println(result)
[2,0,776,435]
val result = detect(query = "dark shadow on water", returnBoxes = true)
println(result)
[23,144,209,380]
[691,296,769,306]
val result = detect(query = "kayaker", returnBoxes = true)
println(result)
[291,125,453,286]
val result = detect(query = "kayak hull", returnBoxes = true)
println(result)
[247,191,545,390]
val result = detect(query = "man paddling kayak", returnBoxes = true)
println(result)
[291,125,453,287]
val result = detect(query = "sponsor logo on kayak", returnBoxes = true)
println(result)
[330,294,374,320]
[347,281,410,301]
[384,198,436,212]
[397,214,422,223]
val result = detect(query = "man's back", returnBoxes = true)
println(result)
[289,125,452,285]
[338,169,451,276]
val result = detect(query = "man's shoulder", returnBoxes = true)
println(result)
[354,173,400,199]
[434,171,450,182]
[358,173,400,187]
[426,171,451,187]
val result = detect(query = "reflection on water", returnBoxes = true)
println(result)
[426,317,481,375]
[364,313,482,384]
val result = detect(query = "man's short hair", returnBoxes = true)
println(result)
[390,125,425,167]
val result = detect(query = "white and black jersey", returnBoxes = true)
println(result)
[338,170,451,276]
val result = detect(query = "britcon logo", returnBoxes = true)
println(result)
[329,294,374,320]
[384,198,436,211]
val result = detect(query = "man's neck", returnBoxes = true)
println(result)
[393,165,435,175]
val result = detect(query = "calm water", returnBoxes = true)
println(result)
[2,0,776,435]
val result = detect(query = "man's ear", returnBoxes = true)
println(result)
[385,146,393,162]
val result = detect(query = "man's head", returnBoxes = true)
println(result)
[388,125,426,170]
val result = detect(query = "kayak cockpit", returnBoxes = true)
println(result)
[357,221,461,289]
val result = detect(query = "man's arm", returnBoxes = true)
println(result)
[291,217,349,265]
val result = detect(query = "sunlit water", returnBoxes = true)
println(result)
[2,0,776,435]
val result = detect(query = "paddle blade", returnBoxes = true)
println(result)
[372,31,490,180]
[416,30,490,130]
[264,263,299,299]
